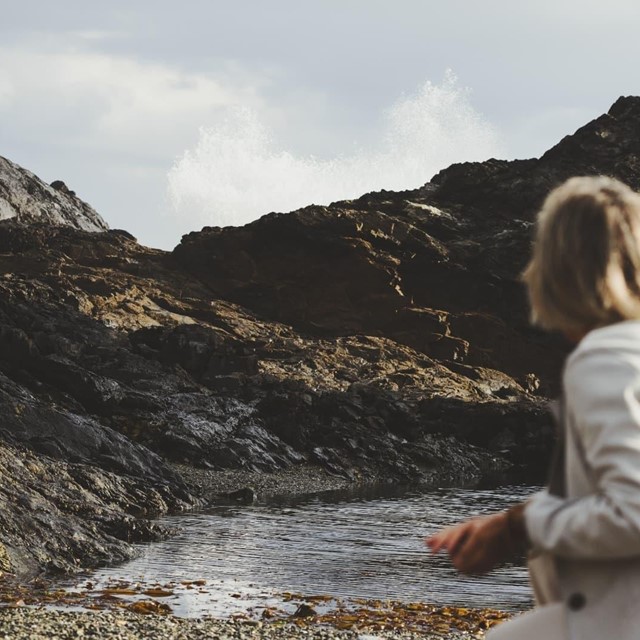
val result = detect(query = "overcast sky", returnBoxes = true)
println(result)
[2,1,640,249]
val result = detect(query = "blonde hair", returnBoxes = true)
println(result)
[523,176,640,333]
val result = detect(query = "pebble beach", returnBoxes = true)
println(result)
[0,608,482,640]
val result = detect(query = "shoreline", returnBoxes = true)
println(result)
[0,454,534,638]
[171,460,531,506]
[0,468,520,639]
[173,463,357,504]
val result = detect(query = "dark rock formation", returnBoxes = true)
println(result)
[0,442,187,577]
[2,97,639,577]
[219,487,258,504]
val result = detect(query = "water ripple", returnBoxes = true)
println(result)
[89,484,539,617]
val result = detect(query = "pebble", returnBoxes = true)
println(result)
[0,609,479,640]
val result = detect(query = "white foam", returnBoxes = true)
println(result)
[166,71,504,228]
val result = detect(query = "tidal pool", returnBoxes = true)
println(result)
[75,483,540,618]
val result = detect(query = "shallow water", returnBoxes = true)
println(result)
[82,483,540,618]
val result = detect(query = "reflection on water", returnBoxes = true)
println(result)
[89,484,540,617]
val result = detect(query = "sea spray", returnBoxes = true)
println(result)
[167,71,504,228]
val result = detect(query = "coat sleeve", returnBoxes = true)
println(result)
[525,349,640,558]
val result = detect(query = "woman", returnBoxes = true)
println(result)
[427,176,640,640]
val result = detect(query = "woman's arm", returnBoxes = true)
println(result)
[526,350,640,558]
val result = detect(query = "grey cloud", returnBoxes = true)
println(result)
[2,0,640,248]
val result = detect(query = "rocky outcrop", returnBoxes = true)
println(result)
[2,97,640,577]
[0,441,187,577]
[0,223,539,482]
[0,156,108,231]
[429,96,640,215]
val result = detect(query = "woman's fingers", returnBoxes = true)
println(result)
[426,521,475,554]
[446,522,474,555]
[425,529,450,553]
[425,535,442,553]
[451,532,483,573]
[425,525,460,552]
[450,513,508,574]
[426,513,510,574]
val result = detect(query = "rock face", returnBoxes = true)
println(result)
[1,96,639,577]
[0,442,187,576]
[0,156,108,231]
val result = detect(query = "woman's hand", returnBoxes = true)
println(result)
[425,512,511,575]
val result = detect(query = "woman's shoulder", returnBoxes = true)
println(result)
[569,320,640,364]
[565,320,640,394]
[564,322,640,438]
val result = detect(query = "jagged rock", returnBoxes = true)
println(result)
[50,180,76,196]
[0,441,188,577]
[0,156,107,231]
[173,190,564,390]
[1,97,639,576]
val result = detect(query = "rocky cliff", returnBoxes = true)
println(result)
[2,97,638,578]
[0,156,108,231]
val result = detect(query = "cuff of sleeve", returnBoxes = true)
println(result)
[524,490,565,551]
[506,502,531,553]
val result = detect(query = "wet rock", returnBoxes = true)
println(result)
[292,604,317,618]
[219,487,258,504]
[0,442,189,577]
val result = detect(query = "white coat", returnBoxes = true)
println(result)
[525,320,640,640]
